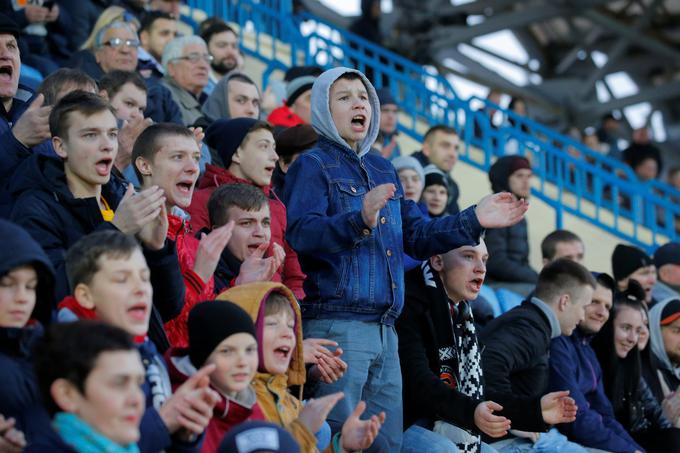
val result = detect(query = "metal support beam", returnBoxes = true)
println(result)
[575,80,680,117]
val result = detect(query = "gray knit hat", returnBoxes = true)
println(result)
[286,75,316,106]
[392,156,425,188]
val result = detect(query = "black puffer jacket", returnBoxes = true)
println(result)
[485,156,537,283]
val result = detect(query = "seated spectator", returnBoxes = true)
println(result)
[582,128,606,155]
[132,123,228,348]
[206,183,282,296]
[645,299,680,413]
[200,22,240,94]
[219,281,385,453]
[592,282,680,452]
[485,156,538,295]
[149,0,199,36]
[138,11,177,80]
[376,87,400,160]
[668,167,680,191]
[99,70,153,183]
[78,19,140,80]
[624,143,662,182]
[480,259,589,450]
[473,88,502,142]
[10,92,184,320]
[218,420,301,453]
[273,124,318,196]
[597,113,626,160]
[28,321,147,452]
[411,125,460,214]
[166,300,266,452]
[187,118,306,299]
[653,242,680,302]
[392,155,425,205]
[267,73,316,127]
[541,229,585,266]
[162,35,211,127]
[202,72,261,126]
[549,272,645,451]
[60,231,219,452]
[612,243,657,307]
[398,239,512,452]
[0,220,54,444]
[421,164,449,218]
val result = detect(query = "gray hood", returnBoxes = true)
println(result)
[311,67,380,157]
[202,71,261,122]
[649,296,680,380]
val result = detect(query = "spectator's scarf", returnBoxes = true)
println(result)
[53,412,139,453]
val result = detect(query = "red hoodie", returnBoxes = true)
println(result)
[164,347,266,452]
[164,214,216,348]
[266,104,306,128]
[186,166,305,299]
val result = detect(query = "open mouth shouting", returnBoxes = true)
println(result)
[0,63,13,83]
[126,302,149,322]
[351,114,367,132]
[467,277,484,293]
[95,157,113,177]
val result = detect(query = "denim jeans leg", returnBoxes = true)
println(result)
[402,425,459,453]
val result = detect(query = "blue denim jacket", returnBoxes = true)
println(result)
[284,136,483,325]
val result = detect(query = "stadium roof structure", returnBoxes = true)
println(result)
[301,0,680,149]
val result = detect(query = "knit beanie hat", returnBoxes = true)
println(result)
[205,117,260,167]
[285,75,316,107]
[654,242,680,269]
[423,164,448,190]
[392,156,425,187]
[660,299,680,326]
[376,87,396,107]
[218,420,300,453]
[0,13,19,38]
[489,155,531,193]
[188,300,257,368]
[275,124,318,159]
[611,243,653,282]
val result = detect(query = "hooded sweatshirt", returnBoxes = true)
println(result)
[216,282,320,453]
[201,71,261,124]
[284,67,483,324]
[645,298,680,403]
[165,348,266,453]
[484,156,537,284]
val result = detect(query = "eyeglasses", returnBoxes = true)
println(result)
[172,52,214,63]
[102,38,140,49]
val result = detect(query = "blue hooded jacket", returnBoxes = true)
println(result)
[283,67,483,325]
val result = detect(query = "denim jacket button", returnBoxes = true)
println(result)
[380,216,386,224]
[386,249,392,257]
[350,186,357,193]
[362,228,370,236]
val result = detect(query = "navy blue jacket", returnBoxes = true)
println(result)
[9,155,185,322]
[0,84,34,218]
[549,329,642,453]
[284,136,483,326]
[0,326,52,443]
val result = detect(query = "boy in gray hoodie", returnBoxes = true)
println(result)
[283,67,528,450]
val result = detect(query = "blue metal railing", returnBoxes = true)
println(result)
[186,0,679,251]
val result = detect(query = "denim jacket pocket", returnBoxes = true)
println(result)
[334,181,367,213]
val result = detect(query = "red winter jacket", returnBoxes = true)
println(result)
[186,166,305,299]
[163,214,215,348]
[266,104,305,128]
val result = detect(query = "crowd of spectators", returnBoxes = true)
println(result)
[0,1,678,453]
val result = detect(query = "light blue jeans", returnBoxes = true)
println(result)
[402,425,500,453]
[302,319,403,452]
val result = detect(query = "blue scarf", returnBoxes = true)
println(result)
[53,413,140,453]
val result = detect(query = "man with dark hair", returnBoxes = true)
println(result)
[376,87,400,160]
[138,11,177,80]
[267,73,316,127]
[484,155,537,295]
[612,243,657,306]
[652,242,680,302]
[9,92,184,324]
[37,68,98,107]
[272,124,317,195]
[200,22,239,94]
[549,272,644,451]
[411,124,460,215]
[541,229,585,266]
[480,259,593,448]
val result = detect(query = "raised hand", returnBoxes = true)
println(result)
[235,242,285,285]
[137,202,169,251]
[340,401,385,451]
[0,414,26,453]
[298,392,345,434]
[117,116,153,172]
[24,5,49,23]
[158,364,220,435]
[473,401,511,438]
[188,126,205,147]
[361,183,395,228]
[12,94,51,147]
[112,185,166,235]
[193,221,235,283]
[474,192,528,229]
[540,390,577,425]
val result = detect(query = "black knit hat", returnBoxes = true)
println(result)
[423,164,448,190]
[188,300,257,368]
[376,87,396,107]
[654,242,680,269]
[660,299,680,326]
[275,124,317,159]
[611,243,653,282]
[0,14,20,38]
[205,117,260,167]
